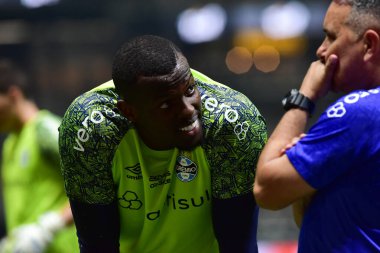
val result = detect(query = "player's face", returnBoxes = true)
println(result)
[121,57,203,151]
[316,2,368,92]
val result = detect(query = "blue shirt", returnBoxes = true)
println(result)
[286,88,380,252]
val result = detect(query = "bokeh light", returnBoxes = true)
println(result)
[21,0,60,8]
[253,45,280,73]
[233,30,308,57]
[261,1,310,39]
[225,46,253,74]
[176,3,227,44]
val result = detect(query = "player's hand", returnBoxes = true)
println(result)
[0,236,14,253]
[11,224,52,253]
[9,212,65,253]
[280,133,306,155]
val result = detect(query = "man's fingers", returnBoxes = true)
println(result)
[325,54,339,81]
[280,134,307,155]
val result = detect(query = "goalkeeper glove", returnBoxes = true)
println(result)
[9,212,65,253]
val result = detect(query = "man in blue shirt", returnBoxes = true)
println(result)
[254,0,380,252]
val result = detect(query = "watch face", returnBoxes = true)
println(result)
[289,89,299,96]
[281,96,288,106]
[282,89,297,107]
[281,89,315,114]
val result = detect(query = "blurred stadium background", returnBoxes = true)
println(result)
[0,0,339,252]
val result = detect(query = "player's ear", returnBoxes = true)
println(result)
[117,100,137,122]
[363,29,380,61]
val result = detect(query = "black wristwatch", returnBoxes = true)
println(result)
[282,89,315,115]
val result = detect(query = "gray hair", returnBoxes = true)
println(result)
[334,0,380,35]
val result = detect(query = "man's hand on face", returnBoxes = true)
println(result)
[300,54,339,102]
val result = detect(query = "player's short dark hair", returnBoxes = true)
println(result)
[0,59,28,95]
[112,35,184,99]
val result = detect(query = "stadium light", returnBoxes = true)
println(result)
[21,0,60,9]
[261,1,310,39]
[176,3,227,44]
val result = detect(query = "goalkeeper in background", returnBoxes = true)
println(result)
[0,59,78,253]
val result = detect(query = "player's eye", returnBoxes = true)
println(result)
[185,84,195,96]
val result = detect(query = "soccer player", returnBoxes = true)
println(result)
[0,59,78,252]
[254,0,380,252]
[59,35,267,253]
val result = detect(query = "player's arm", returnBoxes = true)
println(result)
[69,199,120,253]
[212,194,258,253]
[277,133,314,227]
[39,116,76,228]
[292,194,313,228]
[59,90,128,253]
[58,202,75,226]
[253,55,339,209]
[209,97,266,252]
[254,108,316,210]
